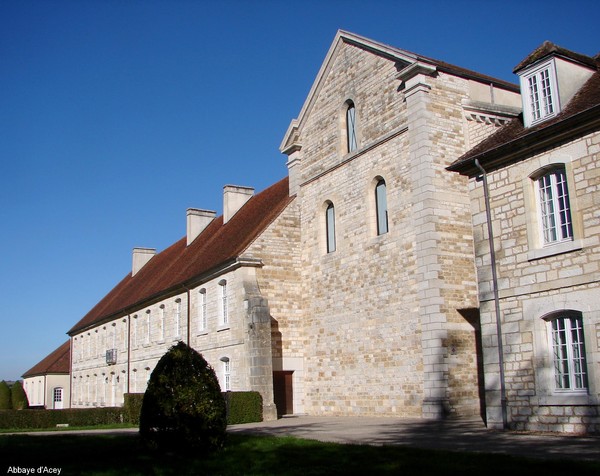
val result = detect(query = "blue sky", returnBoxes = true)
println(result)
[1,0,598,381]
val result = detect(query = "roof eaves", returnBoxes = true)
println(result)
[448,104,600,176]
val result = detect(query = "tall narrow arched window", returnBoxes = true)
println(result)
[220,357,231,391]
[375,179,388,235]
[198,288,207,333]
[346,102,357,153]
[326,202,336,253]
[219,280,228,326]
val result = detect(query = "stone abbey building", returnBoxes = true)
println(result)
[28,32,599,433]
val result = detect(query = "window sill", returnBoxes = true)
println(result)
[535,393,594,406]
[196,331,209,336]
[217,325,230,332]
[527,239,582,261]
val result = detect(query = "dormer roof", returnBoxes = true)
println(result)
[448,55,600,176]
[513,41,598,74]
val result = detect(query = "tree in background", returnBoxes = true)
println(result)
[10,381,29,410]
[0,380,12,410]
[139,342,227,453]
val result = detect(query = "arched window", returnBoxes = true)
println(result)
[159,305,165,341]
[174,299,181,338]
[544,311,587,391]
[535,167,573,245]
[326,202,336,253]
[198,288,207,332]
[375,179,388,235]
[219,280,228,326]
[145,309,151,344]
[346,102,357,153]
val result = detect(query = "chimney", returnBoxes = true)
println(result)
[223,185,254,224]
[132,247,156,276]
[187,208,216,245]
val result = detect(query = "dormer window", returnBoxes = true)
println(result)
[521,60,560,127]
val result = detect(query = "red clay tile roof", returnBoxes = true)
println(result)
[448,59,600,177]
[68,177,293,335]
[22,340,70,377]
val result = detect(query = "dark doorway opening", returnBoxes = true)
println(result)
[273,371,293,417]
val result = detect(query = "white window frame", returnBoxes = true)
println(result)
[535,168,573,246]
[221,357,231,391]
[546,312,588,393]
[521,59,560,127]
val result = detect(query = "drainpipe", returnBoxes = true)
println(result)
[126,314,131,395]
[474,159,508,430]
[185,286,191,346]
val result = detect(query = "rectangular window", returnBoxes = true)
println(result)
[537,169,573,245]
[551,315,588,391]
[523,62,559,126]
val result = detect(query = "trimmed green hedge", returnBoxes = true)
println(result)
[124,393,144,425]
[0,391,264,430]
[0,407,125,430]
[223,391,263,424]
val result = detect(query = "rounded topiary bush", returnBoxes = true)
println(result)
[10,381,28,410]
[0,381,11,410]
[139,342,227,453]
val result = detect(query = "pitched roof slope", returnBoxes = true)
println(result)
[68,177,293,335]
[22,340,70,377]
[448,56,600,176]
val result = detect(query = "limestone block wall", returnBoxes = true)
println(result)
[243,198,304,412]
[290,38,510,417]
[469,130,600,432]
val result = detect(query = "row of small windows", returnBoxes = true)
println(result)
[325,179,388,253]
[75,281,229,360]
[72,355,232,406]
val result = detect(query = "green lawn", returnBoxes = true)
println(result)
[1,432,598,476]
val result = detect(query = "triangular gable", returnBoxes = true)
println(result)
[280,30,519,154]
[280,30,416,154]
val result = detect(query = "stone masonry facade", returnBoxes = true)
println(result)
[468,132,600,433]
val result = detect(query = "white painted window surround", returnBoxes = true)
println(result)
[521,59,560,127]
